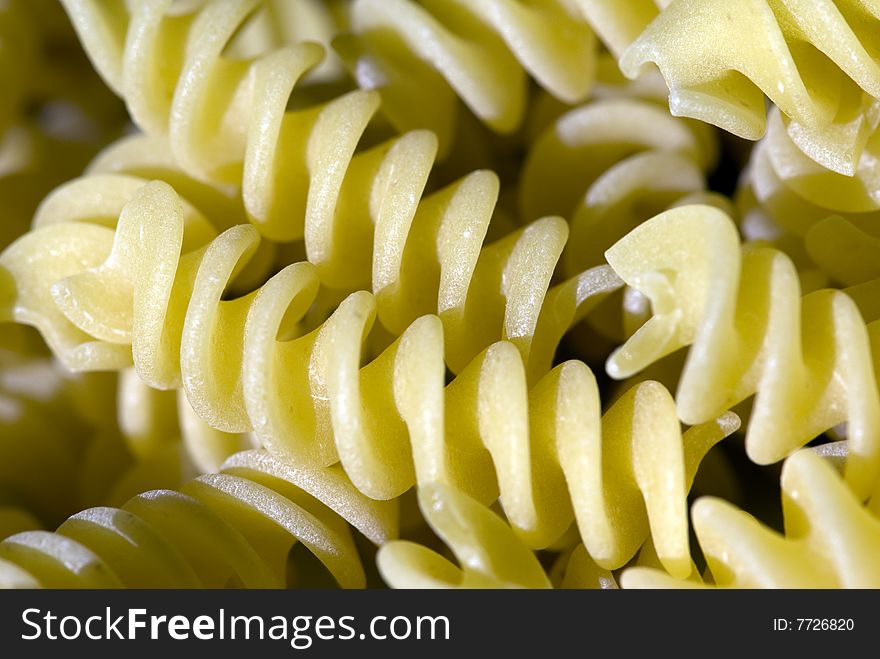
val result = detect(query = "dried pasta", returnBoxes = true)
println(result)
[612,0,880,142]
[2,0,880,593]
[604,204,880,501]
[519,96,722,274]
[739,108,880,286]
[334,0,596,152]
[0,173,739,578]
[622,449,880,588]
[1,170,623,385]
[372,364,737,579]
[0,449,397,588]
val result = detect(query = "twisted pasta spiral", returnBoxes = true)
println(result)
[622,449,880,588]
[378,481,702,588]
[2,164,623,382]
[333,0,597,153]
[739,108,880,286]
[0,449,397,588]
[56,1,624,370]
[378,483,554,589]
[605,204,880,501]
[519,97,721,275]
[1,179,737,576]
[616,0,880,141]
[293,304,737,576]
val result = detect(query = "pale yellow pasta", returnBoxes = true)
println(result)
[334,0,597,153]
[623,449,880,588]
[50,1,625,375]
[1,177,740,576]
[739,108,880,286]
[573,0,663,58]
[605,204,880,502]
[6,0,880,593]
[616,0,880,142]
[1,173,623,383]
[553,544,620,589]
[519,97,721,273]
[221,0,348,84]
[378,483,553,588]
[274,298,737,576]
[39,134,280,293]
[0,449,397,588]
[379,481,706,588]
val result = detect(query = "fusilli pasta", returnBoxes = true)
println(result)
[605,204,880,501]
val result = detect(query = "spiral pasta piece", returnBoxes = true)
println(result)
[2,165,623,381]
[378,483,700,588]
[519,97,721,275]
[739,108,880,286]
[293,295,737,576]
[378,483,553,589]
[0,449,398,589]
[54,1,624,365]
[616,0,880,141]
[251,290,737,576]
[605,204,880,500]
[2,179,736,575]
[333,0,597,152]
[622,449,880,588]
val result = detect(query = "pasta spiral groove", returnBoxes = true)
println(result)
[605,204,880,500]
[54,1,623,374]
[289,297,737,576]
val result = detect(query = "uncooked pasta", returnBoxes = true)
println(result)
[0,0,879,592]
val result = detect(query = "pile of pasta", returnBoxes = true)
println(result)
[1,0,879,589]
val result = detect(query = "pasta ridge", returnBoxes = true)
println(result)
[51,0,625,374]
[378,483,556,589]
[605,204,880,501]
[378,480,703,588]
[282,292,737,577]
